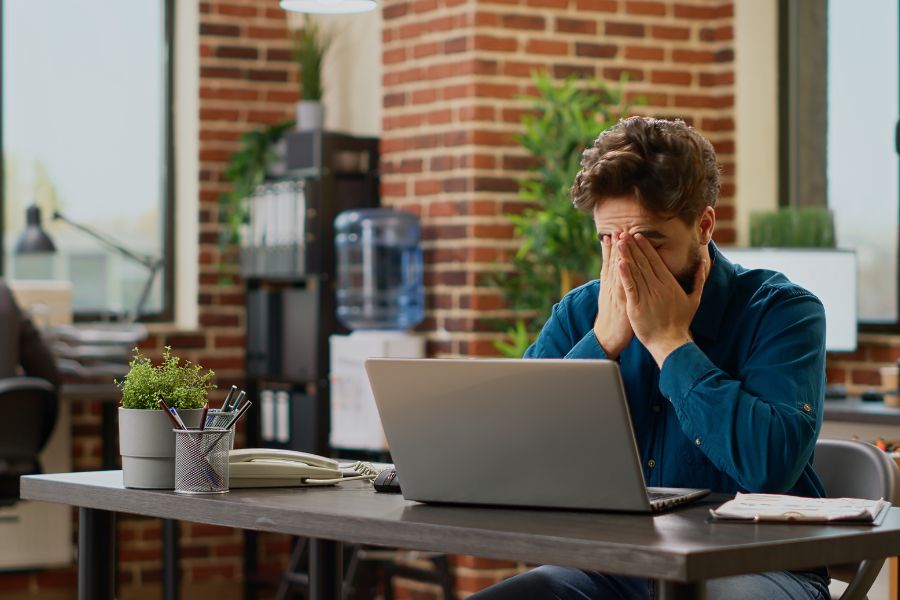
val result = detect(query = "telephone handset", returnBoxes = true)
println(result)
[228,448,380,488]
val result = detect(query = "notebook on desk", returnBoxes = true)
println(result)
[364,358,709,513]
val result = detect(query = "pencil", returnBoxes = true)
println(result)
[158,398,185,430]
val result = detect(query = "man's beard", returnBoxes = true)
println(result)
[674,244,702,294]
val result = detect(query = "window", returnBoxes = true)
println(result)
[780,0,900,328]
[826,0,898,324]
[1,0,174,320]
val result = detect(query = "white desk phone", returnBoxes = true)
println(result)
[228,448,382,488]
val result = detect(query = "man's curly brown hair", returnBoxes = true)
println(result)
[570,116,720,224]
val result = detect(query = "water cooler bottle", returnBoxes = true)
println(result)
[329,209,425,452]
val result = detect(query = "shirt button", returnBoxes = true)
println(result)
[695,438,702,446]
[647,459,656,468]
[652,405,661,413]
[802,403,812,413]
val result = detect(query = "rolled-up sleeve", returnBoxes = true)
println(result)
[658,287,825,493]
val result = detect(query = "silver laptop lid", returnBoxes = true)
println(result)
[365,358,653,512]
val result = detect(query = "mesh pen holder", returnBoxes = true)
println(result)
[174,428,233,495]
[204,410,237,449]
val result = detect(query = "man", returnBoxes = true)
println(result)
[0,279,61,388]
[472,117,830,599]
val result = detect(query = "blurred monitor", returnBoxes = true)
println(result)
[7,280,73,328]
[720,248,857,352]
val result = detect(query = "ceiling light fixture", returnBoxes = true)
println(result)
[280,0,375,15]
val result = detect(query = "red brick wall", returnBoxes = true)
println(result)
[828,336,900,394]
[23,1,883,599]
[381,0,736,367]
[380,0,735,595]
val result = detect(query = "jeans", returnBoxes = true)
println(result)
[467,566,831,600]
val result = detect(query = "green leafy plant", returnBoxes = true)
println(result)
[117,347,216,410]
[292,16,330,101]
[749,207,835,248]
[218,119,295,263]
[490,72,633,357]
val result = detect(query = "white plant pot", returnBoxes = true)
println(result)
[296,100,324,131]
[118,407,204,489]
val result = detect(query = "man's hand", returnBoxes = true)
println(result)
[594,233,633,359]
[617,233,708,368]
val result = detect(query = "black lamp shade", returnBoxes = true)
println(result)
[15,205,56,254]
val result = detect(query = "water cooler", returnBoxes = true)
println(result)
[329,209,425,453]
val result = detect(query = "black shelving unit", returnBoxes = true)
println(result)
[242,130,379,600]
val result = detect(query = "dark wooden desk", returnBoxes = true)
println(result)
[22,471,900,600]
[58,386,181,600]
[824,397,900,426]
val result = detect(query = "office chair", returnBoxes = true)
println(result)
[0,377,58,506]
[813,438,900,600]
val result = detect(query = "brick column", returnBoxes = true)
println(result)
[381,0,735,365]
[380,0,735,595]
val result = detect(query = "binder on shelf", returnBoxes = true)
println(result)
[240,180,307,278]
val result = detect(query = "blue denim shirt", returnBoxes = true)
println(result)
[524,242,827,497]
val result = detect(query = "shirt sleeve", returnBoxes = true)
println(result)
[658,287,825,493]
[524,285,609,360]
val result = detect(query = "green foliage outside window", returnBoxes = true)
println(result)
[491,73,634,357]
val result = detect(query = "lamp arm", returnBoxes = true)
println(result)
[52,211,159,270]
[129,260,163,323]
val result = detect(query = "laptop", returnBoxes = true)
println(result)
[364,358,709,513]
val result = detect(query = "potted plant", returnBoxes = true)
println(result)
[490,72,635,357]
[217,119,295,278]
[116,347,216,489]
[291,16,330,131]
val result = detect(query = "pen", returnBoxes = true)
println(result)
[205,400,253,451]
[224,399,252,430]
[220,385,237,412]
[229,390,247,412]
[199,403,209,431]
[158,398,186,430]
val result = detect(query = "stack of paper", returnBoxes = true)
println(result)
[711,493,889,523]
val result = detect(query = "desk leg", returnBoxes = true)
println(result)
[658,580,706,600]
[79,507,116,600]
[163,519,179,600]
[308,539,342,600]
[890,556,899,600]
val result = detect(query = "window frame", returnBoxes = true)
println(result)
[0,0,176,323]
[778,0,900,335]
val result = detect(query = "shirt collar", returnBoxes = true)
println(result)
[691,241,735,341]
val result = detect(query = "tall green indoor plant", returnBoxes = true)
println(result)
[292,16,331,130]
[493,73,633,357]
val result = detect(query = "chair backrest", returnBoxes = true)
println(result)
[814,438,900,503]
[813,438,900,600]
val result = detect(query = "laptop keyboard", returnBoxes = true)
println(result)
[647,488,710,511]
[648,491,683,502]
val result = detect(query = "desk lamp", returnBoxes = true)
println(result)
[14,204,162,322]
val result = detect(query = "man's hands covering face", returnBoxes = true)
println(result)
[593,233,633,359]
[615,233,707,367]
